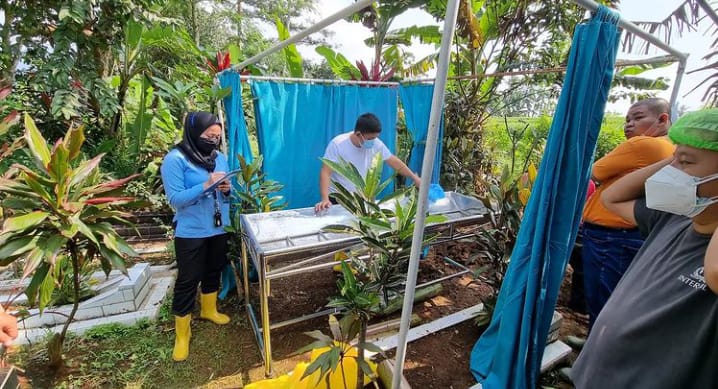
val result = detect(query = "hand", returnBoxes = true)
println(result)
[643,122,668,138]
[0,310,18,347]
[204,172,226,190]
[315,199,332,213]
[217,180,231,195]
[413,177,421,189]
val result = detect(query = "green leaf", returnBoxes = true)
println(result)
[126,19,144,53]
[97,243,128,274]
[1,197,43,210]
[425,214,447,225]
[327,347,341,373]
[0,235,40,264]
[39,267,56,311]
[301,350,333,382]
[128,75,152,159]
[97,228,137,258]
[98,254,112,276]
[296,338,333,355]
[48,141,70,195]
[357,358,376,382]
[63,124,85,161]
[71,215,99,246]
[22,235,67,279]
[41,235,67,266]
[322,224,357,234]
[384,25,442,45]
[25,263,50,307]
[19,171,55,211]
[315,46,361,80]
[617,61,671,76]
[275,18,304,78]
[328,314,342,340]
[321,157,366,196]
[2,211,49,234]
[68,154,103,189]
[227,43,242,65]
[59,222,79,240]
[359,341,384,354]
[304,330,333,344]
[24,114,51,169]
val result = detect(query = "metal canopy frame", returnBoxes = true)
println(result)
[218,0,689,386]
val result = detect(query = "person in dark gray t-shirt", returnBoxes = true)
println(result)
[572,109,718,389]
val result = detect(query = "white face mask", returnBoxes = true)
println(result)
[645,165,718,218]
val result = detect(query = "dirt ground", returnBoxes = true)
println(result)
[243,238,585,388]
[7,238,587,388]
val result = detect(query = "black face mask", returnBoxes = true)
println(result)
[197,138,219,155]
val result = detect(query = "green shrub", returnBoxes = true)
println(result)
[483,114,626,171]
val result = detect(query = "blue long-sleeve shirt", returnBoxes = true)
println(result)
[160,148,231,238]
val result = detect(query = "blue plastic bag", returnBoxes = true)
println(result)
[428,183,445,202]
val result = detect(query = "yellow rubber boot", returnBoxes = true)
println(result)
[172,314,191,362]
[199,292,230,325]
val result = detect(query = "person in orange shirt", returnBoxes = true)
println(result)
[582,98,675,330]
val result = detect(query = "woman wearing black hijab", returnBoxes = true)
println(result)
[160,111,232,362]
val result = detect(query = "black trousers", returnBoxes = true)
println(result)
[172,233,229,315]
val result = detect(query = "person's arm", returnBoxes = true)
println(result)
[315,164,333,212]
[601,157,673,225]
[161,152,224,209]
[0,305,17,347]
[386,156,421,187]
[592,141,637,184]
[216,154,231,197]
[705,227,718,294]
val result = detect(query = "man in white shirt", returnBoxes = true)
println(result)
[315,113,421,212]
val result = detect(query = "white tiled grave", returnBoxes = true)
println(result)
[0,263,176,345]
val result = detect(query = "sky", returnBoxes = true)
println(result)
[291,0,715,115]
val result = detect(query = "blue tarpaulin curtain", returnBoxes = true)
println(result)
[218,71,254,167]
[250,81,398,209]
[399,84,444,184]
[217,71,254,300]
[470,7,621,388]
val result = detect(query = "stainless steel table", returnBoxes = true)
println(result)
[239,191,489,376]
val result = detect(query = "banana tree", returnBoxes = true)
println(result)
[0,114,139,367]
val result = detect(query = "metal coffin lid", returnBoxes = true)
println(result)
[239,191,488,260]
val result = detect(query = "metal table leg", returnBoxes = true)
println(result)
[260,257,273,377]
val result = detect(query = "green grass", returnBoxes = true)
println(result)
[9,294,255,389]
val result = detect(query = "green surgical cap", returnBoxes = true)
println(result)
[668,109,718,152]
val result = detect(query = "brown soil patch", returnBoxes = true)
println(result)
[9,239,587,388]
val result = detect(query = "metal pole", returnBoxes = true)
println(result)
[572,0,689,122]
[260,255,273,377]
[225,0,373,72]
[216,91,228,155]
[573,0,688,61]
[403,54,679,84]
[240,74,399,87]
[392,1,460,387]
[670,58,687,122]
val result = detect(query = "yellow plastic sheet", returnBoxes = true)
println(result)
[245,343,377,389]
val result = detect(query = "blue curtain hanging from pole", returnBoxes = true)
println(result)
[250,81,398,209]
[399,84,444,184]
[218,71,254,167]
[217,71,254,300]
[470,7,621,388]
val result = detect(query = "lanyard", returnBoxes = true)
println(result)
[212,190,222,227]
